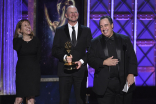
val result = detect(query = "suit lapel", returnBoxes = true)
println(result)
[71,24,82,47]
[64,24,82,47]
[64,24,71,41]
[100,35,109,58]
[100,33,122,72]
[99,33,122,62]
[75,24,82,47]
[100,35,109,71]
[114,33,121,62]
[77,24,82,40]
[114,33,122,74]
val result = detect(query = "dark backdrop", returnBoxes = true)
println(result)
[36,0,84,75]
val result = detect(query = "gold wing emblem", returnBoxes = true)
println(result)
[44,0,75,34]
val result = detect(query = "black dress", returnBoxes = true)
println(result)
[13,36,41,97]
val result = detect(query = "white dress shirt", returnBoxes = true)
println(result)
[68,22,78,40]
[63,22,84,64]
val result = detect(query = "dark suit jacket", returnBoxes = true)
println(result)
[88,32,138,95]
[52,24,92,77]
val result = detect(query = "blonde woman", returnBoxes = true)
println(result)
[13,19,41,104]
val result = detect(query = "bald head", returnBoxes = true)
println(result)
[65,5,78,14]
[65,5,79,25]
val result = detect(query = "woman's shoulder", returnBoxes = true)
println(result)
[13,37,22,41]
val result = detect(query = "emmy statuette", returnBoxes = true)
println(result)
[64,41,77,70]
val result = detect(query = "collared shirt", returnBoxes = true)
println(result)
[103,33,119,78]
[64,22,84,64]
[68,22,78,40]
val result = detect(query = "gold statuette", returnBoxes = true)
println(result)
[64,41,77,70]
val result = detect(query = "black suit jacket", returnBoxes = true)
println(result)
[52,24,92,77]
[88,32,138,95]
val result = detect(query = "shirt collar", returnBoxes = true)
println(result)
[103,32,115,41]
[68,22,78,28]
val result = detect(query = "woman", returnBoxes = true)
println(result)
[13,19,41,104]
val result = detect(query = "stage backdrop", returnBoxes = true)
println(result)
[35,0,84,75]
[88,0,156,87]
[0,0,22,95]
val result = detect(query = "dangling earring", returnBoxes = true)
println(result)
[18,32,23,38]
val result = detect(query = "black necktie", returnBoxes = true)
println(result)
[72,26,76,46]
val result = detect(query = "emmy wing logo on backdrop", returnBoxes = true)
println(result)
[44,0,75,34]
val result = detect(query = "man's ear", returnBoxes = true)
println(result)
[111,23,114,29]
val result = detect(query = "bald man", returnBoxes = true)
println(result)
[52,6,92,104]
